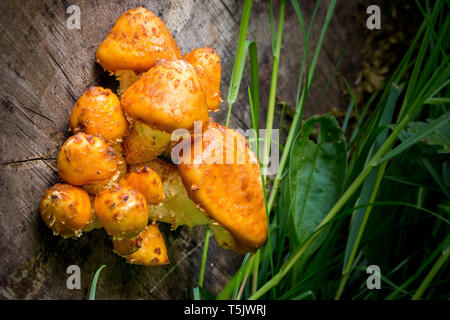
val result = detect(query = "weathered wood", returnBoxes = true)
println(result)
[0,0,363,299]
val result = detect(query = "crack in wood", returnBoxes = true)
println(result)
[0,157,56,166]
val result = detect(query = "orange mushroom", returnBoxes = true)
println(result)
[69,86,128,141]
[184,47,222,111]
[96,7,181,94]
[119,166,164,205]
[178,120,267,253]
[125,224,170,266]
[40,184,94,238]
[57,133,119,187]
[121,59,209,133]
[94,186,148,239]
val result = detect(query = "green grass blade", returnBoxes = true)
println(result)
[89,265,106,300]
[226,0,253,126]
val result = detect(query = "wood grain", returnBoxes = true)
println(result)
[0,0,363,299]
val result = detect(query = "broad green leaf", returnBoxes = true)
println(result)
[401,119,450,154]
[374,112,450,165]
[288,114,347,251]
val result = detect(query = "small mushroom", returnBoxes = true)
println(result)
[122,120,171,164]
[96,7,181,92]
[124,224,170,266]
[184,47,222,111]
[81,141,127,195]
[40,184,94,238]
[129,159,211,228]
[94,186,148,239]
[57,133,119,186]
[69,86,128,141]
[119,166,164,205]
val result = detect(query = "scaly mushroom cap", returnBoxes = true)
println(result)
[57,133,119,186]
[69,87,128,141]
[184,47,221,111]
[40,184,93,237]
[122,120,171,164]
[125,224,170,266]
[82,141,127,195]
[96,7,181,74]
[129,159,211,228]
[94,186,148,238]
[121,60,209,132]
[178,121,267,253]
[119,166,164,205]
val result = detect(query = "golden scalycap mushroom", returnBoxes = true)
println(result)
[126,224,169,266]
[82,141,127,195]
[119,166,164,205]
[122,120,171,164]
[96,7,181,74]
[129,159,211,228]
[94,186,148,238]
[40,184,93,237]
[121,59,209,132]
[69,87,128,141]
[184,47,221,111]
[178,121,267,253]
[57,133,119,186]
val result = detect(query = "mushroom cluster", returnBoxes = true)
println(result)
[40,7,267,266]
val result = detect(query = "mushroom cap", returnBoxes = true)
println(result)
[121,60,209,132]
[126,224,170,266]
[178,121,267,253]
[129,159,211,228]
[184,47,221,111]
[82,141,127,195]
[57,133,119,186]
[96,7,181,74]
[122,120,171,164]
[40,184,93,237]
[94,186,148,238]
[119,166,164,205]
[69,87,128,141]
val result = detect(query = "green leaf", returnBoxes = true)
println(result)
[288,113,347,253]
[89,265,106,300]
[401,119,450,154]
[374,112,450,165]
